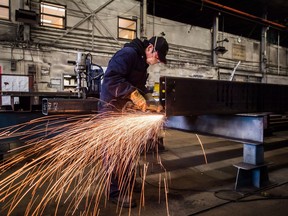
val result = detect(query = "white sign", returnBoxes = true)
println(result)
[1,75,29,92]
[1,96,11,105]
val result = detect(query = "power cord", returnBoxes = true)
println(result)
[188,180,288,215]
[214,180,288,202]
[144,178,213,193]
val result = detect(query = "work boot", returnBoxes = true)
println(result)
[110,194,137,208]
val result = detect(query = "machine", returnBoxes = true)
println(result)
[74,52,104,99]
[42,52,104,115]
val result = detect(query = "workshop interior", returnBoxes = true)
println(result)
[0,0,288,215]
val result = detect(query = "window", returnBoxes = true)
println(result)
[118,17,137,40]
[0,0,10,20]
[40,1,66,29]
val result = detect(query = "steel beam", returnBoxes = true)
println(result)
[42,98,98,115]
[160,76,285,190]
[165,114,265,144]
[160,76,288,116]
[53,0,115,44]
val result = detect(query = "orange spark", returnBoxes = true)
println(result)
[0,112,166,216]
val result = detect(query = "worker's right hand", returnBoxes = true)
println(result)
[129,90,147,112]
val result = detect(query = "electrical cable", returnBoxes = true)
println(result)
[187,180,288,215]
[137,149,288,215]
[144,178,214,193]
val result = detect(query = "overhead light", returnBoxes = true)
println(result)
[217,38,229,43]
[214,46,228,55]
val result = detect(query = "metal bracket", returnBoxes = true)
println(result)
[165,114,265,144]
[234,162,270,190]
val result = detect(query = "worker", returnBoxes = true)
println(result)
[99,36,169,208]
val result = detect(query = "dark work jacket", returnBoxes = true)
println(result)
[100,38,149,111]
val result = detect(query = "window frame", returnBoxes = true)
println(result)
[40,1,66,29]
[0,0,10,21]
[117,16,137,40]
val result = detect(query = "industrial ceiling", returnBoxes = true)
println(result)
[146,0,288,47]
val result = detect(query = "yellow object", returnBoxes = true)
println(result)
[154,82,159,92]
[129,90,147,111]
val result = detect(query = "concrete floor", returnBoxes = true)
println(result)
[99,129,288,216]
[1,129,288,216]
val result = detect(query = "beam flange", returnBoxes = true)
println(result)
[165,114,266,144]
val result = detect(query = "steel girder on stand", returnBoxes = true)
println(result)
[165,114,270,190]
[160,76,288,190]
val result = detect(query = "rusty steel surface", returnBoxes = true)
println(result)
[160,76,288,116]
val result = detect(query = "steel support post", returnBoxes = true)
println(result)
[234,144,270,190]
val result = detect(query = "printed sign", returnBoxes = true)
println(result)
[232,44,246,60]
[1,75,29,92]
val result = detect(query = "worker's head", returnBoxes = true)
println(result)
[146,36,169,65]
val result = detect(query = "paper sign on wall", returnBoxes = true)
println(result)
[1,75,29,92]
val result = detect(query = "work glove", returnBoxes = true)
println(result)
[145,93,164,113]
[129,90,147,112]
